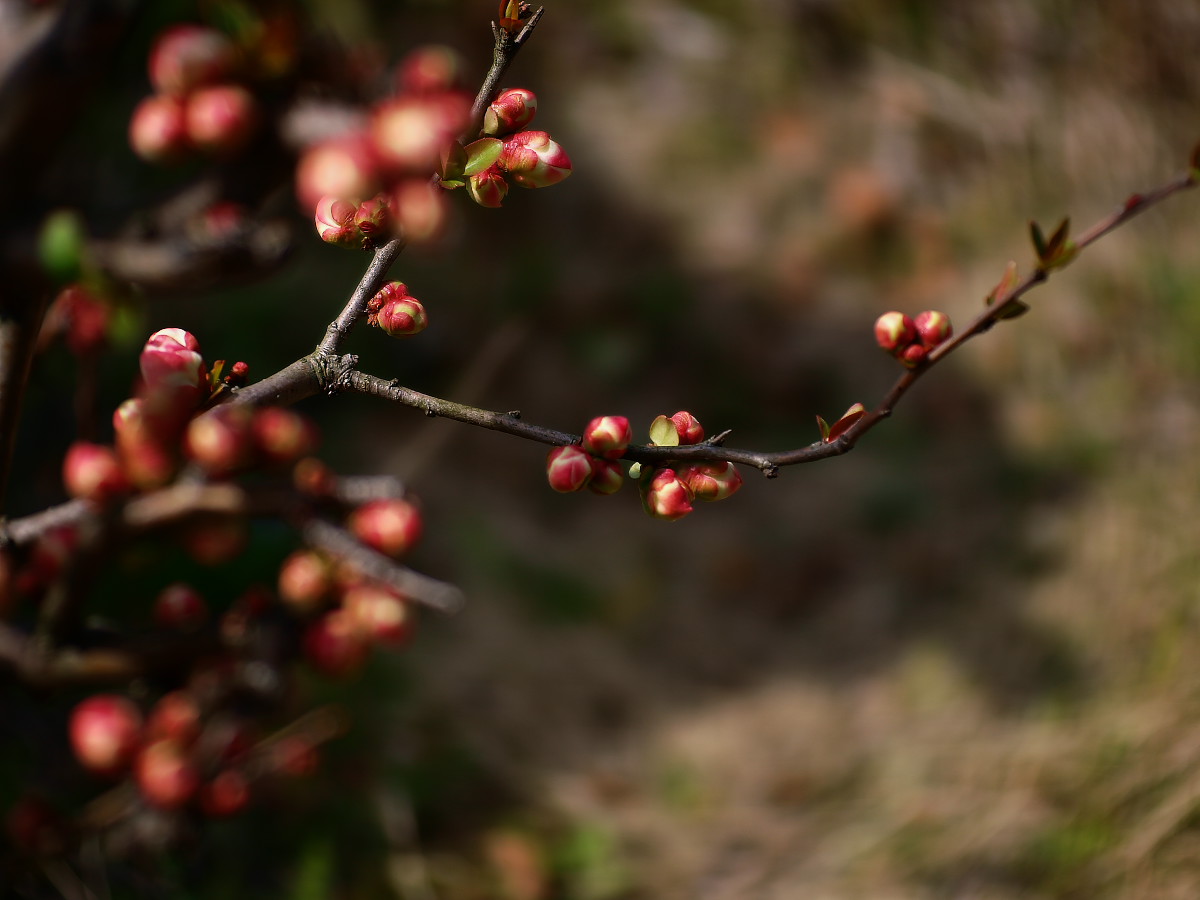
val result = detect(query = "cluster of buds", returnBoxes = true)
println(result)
[299,46,473,248]
[545,416,632,495]
[873,310,953,368]
[129,25,258,163]
[366,281,428,337]
[440,87,572,208]
[632,412,742,522]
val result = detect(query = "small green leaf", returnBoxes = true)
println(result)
[816,415,830,442]
[994,299,1030,320]
[627,461,642,480]
[439,178,465,190]
[38,209,88,285]
[1029,220,1047,260]
[986,260,1020,307]
[648,415,679,447]
[463,138,503,178]
[1046,217,1070,257]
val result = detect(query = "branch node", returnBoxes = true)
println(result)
[506,410,521,419]
[762,464,780,479]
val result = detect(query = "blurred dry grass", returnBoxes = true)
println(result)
[339,2,1200,898]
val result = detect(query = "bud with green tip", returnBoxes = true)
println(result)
[913,310,952,349]
[678,461,742,502]
[874,311,916,354]
[466,165,509,208]
[314,196,361,249]
[483,87,537,136]
[498,131,572,188]
[376,295,428,337]
[353,194,393,246]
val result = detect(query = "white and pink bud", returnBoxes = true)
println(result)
[650,411,704,447]
[641,468,695,521]
[252,407,318,464]
[466,165,509,208]
[393,178,448,243]
[185,85,257,156]
[396,45,464,94]
[184,406,254,476]
[913,310,952,349]
[146,692,202,747]
[295,133,381,211]
[348,498,424,558]
[63,442,129,504]
[278,549,333,615]
[874,311,917,354]
[587,458,624,495]
[546,445,593,493]
[497,131,572,188]
[304,610,370,678]
[483,87,538,136]
[135,739,199,810]
[342,584,413,645]
[129,95,190,164]
[314,196,362,249]
[148,25,238,96]
[678,461,742,502]
[69,695,143,777]
[139,328,207,412]
[581,415,632,460]
[377,296,428,337]
[154,583,208,630]
[353,193,392,246]
[371,93,471,174]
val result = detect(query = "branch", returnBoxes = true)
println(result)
[469,6,546,134]
[338,169,1197,478]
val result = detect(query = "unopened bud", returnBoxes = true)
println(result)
[353,193,392,246]
[483,87,538,136]
[641,468,694,521]
[140,328,207,412]
[349,498,423,558]
[546,445,592,493]
[278,549,333,615]
[129,95,190,164]
[304,610,370,678]
[50,285,109,355]
[587,458,624,495]
[146,692,202,746]
[314,196,362,249]
[898,343,928,368]
[149,25,237,96]
[135,739,199,810]
[377,296,428,337]
[466,165,509,208]
[69,695,143,777]
[154,583,208,630]
[184,406,254,476]
[913,310,952,349]
[342,584,413,645]
[678,461,742,502]
[63,442,129,504]
[185,85,257,156]
[372,93,471,174]
[581,415,632,459]
[874,311,917,354]
[396,45,464,94]
[649,411,704,447]
[252,407,318,464]
[295,134,381,211]
[498,131,572,188]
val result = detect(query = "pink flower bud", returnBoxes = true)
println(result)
[294,457,337,497]
[587,458,624,495]
[396,45,463,94]
[304,610,370,678]
[140,328,207,410]
[201,769,250,818]
[874,311,917,354]
[372,93,471,174]
[482,87,538,136]
[49,285,109,355]
[913,310,953,349]
[342,584,413,645]
[129,94,190,164]
[466,165,509,208]
[154,583,208,630]
[581,415,632,460]
[113,398,177,489]
[349,498,423,558]
[63,442,129,504]
[498,131,572,188]
[185,85,257,156]
[295,133,381,211]
[181,517,247,565]
[678,461,742,502]
[184,406,254,476]
[670,411,705,445]
[641,468,694,521]
[278,549,333,615]
[252,407,318,464]
[353,193,393,246]
[135,739,199,810]
[314,195,362,249]
[546,445,593,493]
[146,692,202,746]
[898,343,928,368]
[393,178,448,243]
[69,695,143,776]
[377,296,428,337]
[148,25,237,96]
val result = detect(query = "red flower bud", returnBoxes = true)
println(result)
[278,549,333,615]
[201,769,250,818]
[148,25,237,96]
[581,415,632,459]
[587,458,624,495]
[314,195,362,249]
[546,445,592,493]
[498,130,572,188]
[295,133,381,212]
[139,328,207,412]
[181,517,247,565]
[304,609,370,678]
[348,498,423,557]
[135,739,199,810]
[678,461,742,502]
[393,178,448,243]
[898,343,929,368]
[63,442,129,504]
[913,309,952,349]
[482,87,538,136]
[154,583,208,630]
[252,407,318,464]
[649,411,704,447]
[129,94,190,164]
[466,165,509,208]
[641,468,695,521]
[396,45,464,94]
[184,406,254,476]
[342,584,413,645]
[377,296,428,337]
[185,85,257,156]
[49,284,108,355]
[353,193,392,246]
[874,311,917,354]
[69,695,143,777]
[146,692,202,746]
